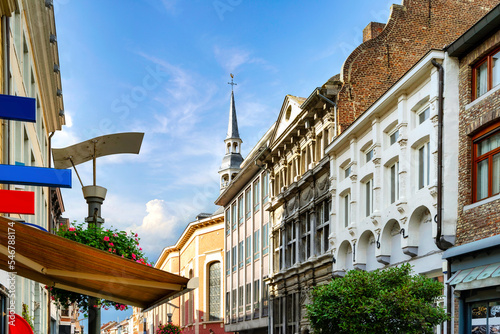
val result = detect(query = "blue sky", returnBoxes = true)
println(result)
[52,0,391,326]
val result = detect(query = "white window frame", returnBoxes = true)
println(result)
[390,161,399,204]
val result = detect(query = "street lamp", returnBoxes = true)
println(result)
[52,132,144,334]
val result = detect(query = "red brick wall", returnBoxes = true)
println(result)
[457,29,500,246]
[336,0,500,131]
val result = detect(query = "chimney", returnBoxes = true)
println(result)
[363,22,386,42]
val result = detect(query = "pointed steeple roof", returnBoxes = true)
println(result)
[226,90,240,139]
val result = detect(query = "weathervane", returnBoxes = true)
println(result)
[228,73,237,91]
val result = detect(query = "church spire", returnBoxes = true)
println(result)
[227,90,240,139]
[219,74,243,192]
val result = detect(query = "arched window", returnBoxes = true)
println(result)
[208,262,221,321]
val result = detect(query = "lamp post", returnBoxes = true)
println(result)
[52,132,144,334]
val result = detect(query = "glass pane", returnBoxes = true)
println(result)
[345,166,351,178]
[209,262,221,321]
[390,130,399,145]
[494,153,500,195]
[477,62,488,98]
[366,150,373,162]
[471,302,488,334]
[477,159,489,200]
[478,132,500,156]
[391,164,396,203]
[419,108,430,124]
[493,51,500,88]
[490,301,500,330]
[419,146,425,189]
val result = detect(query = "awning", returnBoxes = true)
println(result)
[447,262,500,291]
[0,217,195,311]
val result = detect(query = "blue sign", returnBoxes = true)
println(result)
[0,94,36,122]
[0,164,72,188]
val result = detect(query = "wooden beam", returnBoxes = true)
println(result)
[44,269,184,291]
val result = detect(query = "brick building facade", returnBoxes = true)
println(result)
[443,4,500,334]
[336,0,500,132]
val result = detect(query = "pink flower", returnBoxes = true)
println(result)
[139,247,142,251]
[108,248,112,252]
[135,233,138,237]
[109,242,114,247]
[69,227,75,231]
[103,236,110,241]
[74,233,77,236]
[136,260,141,263]
[113,233,118,237]
[132,253,136,260]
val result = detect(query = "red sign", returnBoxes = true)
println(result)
[0,189,35,215]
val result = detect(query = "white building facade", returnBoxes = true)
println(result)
[326,50,459,333]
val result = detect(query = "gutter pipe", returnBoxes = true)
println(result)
[317,90,338,138]
[431,58,452,334]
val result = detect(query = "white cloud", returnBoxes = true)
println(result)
[125,199,198,260]
[213,46,277,74]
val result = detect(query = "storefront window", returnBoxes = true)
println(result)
[471,300,500,334]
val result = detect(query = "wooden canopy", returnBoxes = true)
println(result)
[0,217,193,311]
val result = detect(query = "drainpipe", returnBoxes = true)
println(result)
[431,58,452,334]
[317,90,338,139]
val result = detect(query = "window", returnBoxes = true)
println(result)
[469,300,500,333]
[245,236,251,265]
[262,282,269,317]
[418,107,430,124]
[238,286,243,316]
[262,224,269,255]
[273,229,283,272]
[238,196,243,225]
[285,221,297,267]
[238,241,244,268]
[254,229,260,260]
[473,48,500,99]
[245,188,251,219]
[301,212,311,261]
[232,203,237,230]
[254,280,260,317]
[245,283,251,315]
[390,129,399,145]
[390,161,399,204]
[226,250,230,275]
[344,166,351,178]
[418,142,430,189]
[226,292,230,324]
[232,246,237,272]
[254,179,260,211]
[225,209,230,235]
[473,124,500,201]
[343,193,351,227]
[262,172,269,203]
[366,149,373,163]
[316,201,330,255]
[365,179,373,216]
[208,262,221,321]
[231,289,236,321]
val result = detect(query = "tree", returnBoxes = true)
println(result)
[305,264,448,334]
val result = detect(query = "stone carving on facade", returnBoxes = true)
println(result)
[348,226,357,237]
[398,138,408,148]
[370,214,380,227]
